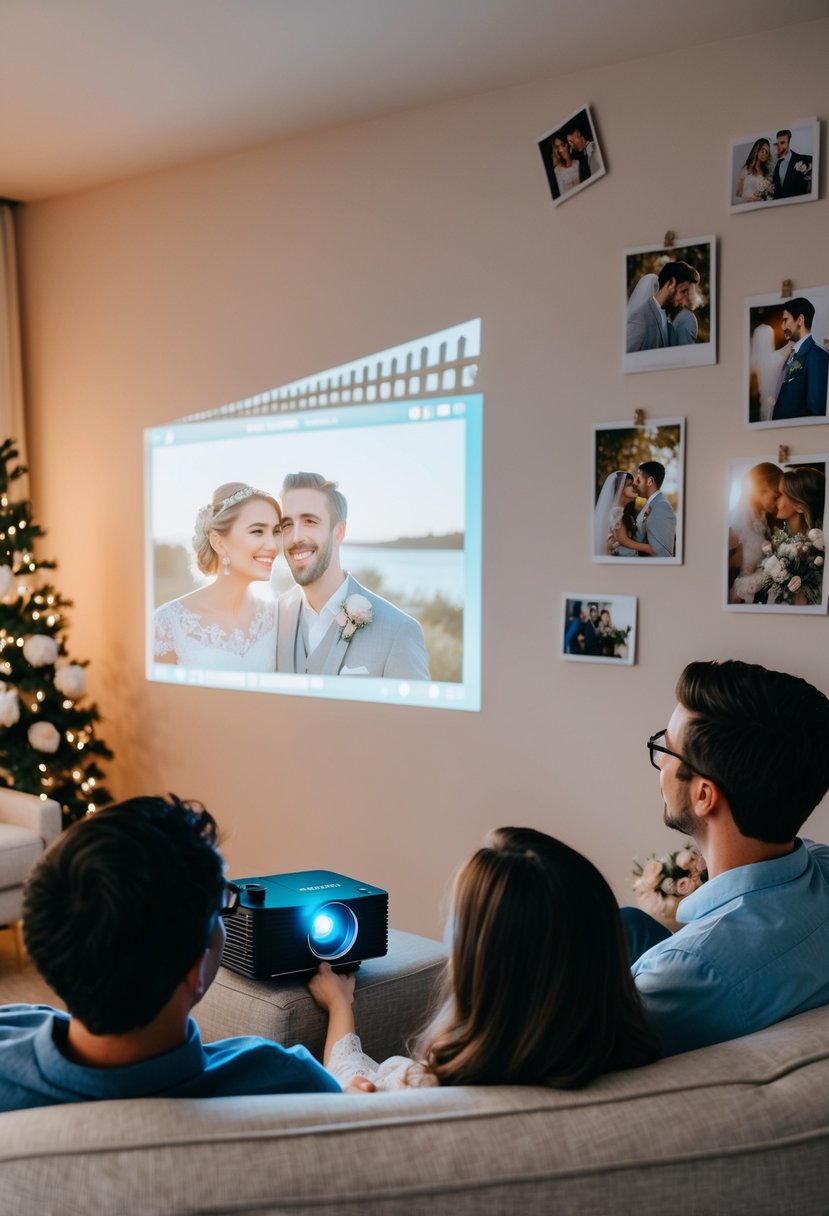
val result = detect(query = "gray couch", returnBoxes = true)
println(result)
[2,931,828,1214]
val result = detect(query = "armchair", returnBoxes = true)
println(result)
[0,787,61,958]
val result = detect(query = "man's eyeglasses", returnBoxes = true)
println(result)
[647,729,730,802]
[218,881,241,918]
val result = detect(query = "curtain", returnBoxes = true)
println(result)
[0,204,28,488]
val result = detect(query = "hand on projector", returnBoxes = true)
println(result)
[308,961,356,1012]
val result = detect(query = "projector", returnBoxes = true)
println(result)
[220,869,388,980]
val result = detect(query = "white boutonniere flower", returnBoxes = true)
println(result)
[336,594,374,641]
[795,160,808,174]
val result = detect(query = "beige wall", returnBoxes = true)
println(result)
[17,19,829,936]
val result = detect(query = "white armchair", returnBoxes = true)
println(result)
[0,787,62,956]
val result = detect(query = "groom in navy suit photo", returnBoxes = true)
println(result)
[772,297,829,421]
[771,129,813,199]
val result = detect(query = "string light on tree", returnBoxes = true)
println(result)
[0,439,113,825]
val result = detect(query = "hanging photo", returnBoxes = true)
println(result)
[729,119,819,213]
[623,237,716,374]
[538,104,606,207]
[562,595,637,665]
[592,419,684,564]
[725,455,827,614]
[746,287,829,427]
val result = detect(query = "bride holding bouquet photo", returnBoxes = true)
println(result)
[153,482,281,670]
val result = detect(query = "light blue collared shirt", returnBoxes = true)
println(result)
[632,839,829,1055]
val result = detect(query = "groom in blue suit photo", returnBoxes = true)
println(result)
[275,472,430,679]
[772,297,829,421]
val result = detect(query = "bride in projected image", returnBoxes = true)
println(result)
[153,483,282,671]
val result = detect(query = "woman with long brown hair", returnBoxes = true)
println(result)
[308,828,659,1090]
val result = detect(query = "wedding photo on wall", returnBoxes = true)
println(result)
[562,594,637,665]
[746,287,829,427]
[623,238,716,373]
[729,119,819,212]
[725,455,827,614]
[538,103,606,207]
[592,418,684,564]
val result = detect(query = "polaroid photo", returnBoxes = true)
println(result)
[623,237,716,374]
[725,455,826,614]
[729,119,819,213]
[592,419,684,564]
[562,595,637,665]
[538,104,606,207]
[746,287,828,428]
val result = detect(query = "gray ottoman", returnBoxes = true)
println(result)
[194,928,447,1064]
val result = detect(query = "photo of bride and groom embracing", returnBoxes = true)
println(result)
[153,472,431,680]
[593,420,683,564]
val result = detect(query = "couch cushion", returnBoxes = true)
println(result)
[0,823,43,890]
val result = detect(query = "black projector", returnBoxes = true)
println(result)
[220,870,388,979]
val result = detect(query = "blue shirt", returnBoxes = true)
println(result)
[0,1007,341,1111]
[632,839,829,1056]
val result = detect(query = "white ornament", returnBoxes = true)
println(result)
[0,687,20,727]
[0,566,13,598]
[23,634,59,667]
[54,664,87,698]
[28,721,61,753]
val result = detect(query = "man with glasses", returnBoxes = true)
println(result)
[0,795,341,1110]
[626,659,829,1056]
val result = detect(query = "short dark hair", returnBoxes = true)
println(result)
[676,661,829,843]
[776,129,792,140]
[783,297,816,329]
[23,795,224,1034]
[638,460,666,488]
[658,261,700,289]
[566,114,593,141]
[281,472,347,526]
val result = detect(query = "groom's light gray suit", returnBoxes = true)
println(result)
[615,491,676,558]
[626,297,673,353]
[276,574,430,679]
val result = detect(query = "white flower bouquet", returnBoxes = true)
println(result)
[632,844,707,931]
[761,527,824,606]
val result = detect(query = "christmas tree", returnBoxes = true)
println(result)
[0,439,113,824]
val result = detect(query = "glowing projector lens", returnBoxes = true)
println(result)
[308,902,358,960]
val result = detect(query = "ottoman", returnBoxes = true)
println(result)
[194,928,447,1063]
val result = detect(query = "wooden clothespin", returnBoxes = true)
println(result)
[778,444,790,464]
[634,409,645,426]
[663,231,676,249]
[781,279,793,299]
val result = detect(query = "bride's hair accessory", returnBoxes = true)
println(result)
[219,486,261,511]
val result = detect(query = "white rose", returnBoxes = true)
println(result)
[676,876,695,896]
[0,687,20,727]
[807,529,824,551]
[0,565,13,598]
[816,556,824,568]
[54,664,87,698]
[28,721,61,753]
[345,594,373,623]
[23,634,59,667]
[661,877,677,896]
[635,859,663,891]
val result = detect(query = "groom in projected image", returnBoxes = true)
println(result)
[276,472,430,679]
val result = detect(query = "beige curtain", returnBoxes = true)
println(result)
[0,204,28,488]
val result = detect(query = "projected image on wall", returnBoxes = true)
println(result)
[145,354,482,711]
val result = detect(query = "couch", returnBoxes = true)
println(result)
[1,933,828,1215]
[0,788,61,955]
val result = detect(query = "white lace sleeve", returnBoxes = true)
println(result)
[153,604,176,658]
[327,1033,437,1091]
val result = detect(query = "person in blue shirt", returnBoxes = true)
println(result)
[0,795,341,1111]
[625,659,829,1056]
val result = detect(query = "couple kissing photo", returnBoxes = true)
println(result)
[726,456,827,614]
[592,420,684,564]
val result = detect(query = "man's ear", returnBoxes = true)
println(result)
[184,950,209,1003]
[334,520,346,545]
[693,777,721,819]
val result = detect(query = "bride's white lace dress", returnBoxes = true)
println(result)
[327,1032,438,1092]
[153,598,277,671]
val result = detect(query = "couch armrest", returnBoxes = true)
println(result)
[0,789,62,847]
